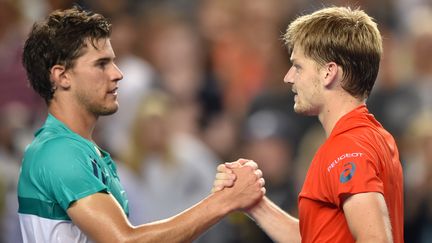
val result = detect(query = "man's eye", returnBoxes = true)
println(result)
[97,62,107,68]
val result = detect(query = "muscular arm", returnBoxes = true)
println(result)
[68,192,230,243]
[249,186,392,243]
[247,197,301,243]
[68,165,264,243]
[343,192,393,243]
[249,192,392,243]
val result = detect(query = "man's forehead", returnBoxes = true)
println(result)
[83,38,111,51]
[79,38,114,58]
[290,45,305,61]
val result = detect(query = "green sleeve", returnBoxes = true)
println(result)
[32,137,107,211]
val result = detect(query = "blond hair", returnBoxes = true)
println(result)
[284,6,382,99]
[121,90,175,174]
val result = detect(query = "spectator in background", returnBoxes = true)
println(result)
[0,0,43,112]
[0,103,34,243]
[240,110,299,213]
[197,0,281,118]
[238,109,299,242]
[246,89,318,155]
[201,112,240,162]
[200,109,299,243]
[138,6,207,103]
[137,5,225,125]
[404,6,432,112]
[96,13,155,157]
[401,6,432,243]
[136,5,233,165]
[117,90,217,225]
[367,27,421,143]
[403,111,432,243]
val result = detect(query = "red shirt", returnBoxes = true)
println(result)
[298,105,404,243]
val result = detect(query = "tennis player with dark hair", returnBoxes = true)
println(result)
[214,6,403,243]
[18,7,265,243]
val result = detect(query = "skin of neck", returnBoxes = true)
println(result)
[318,88,365,137]
[316,65,366,137]
[48,95,98,141]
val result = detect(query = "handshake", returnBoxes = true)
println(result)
[211,159,266,212]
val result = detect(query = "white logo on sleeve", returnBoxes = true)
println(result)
[327,152,363,172]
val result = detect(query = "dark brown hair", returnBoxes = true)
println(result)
[22,6,111,103]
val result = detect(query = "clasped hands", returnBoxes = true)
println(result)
[212,159,266,211]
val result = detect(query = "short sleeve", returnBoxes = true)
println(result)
[323,135,384,208]
[32,137,107,211]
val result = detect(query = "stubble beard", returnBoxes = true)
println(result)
[90,100,119,116]
[293,99,307,115]
[293,101,316,116]
[77,92,119,117]
[95,105,118,116]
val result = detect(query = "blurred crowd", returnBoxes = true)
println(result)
[1,0,431,242]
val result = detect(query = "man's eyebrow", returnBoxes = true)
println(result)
[93,56,114,63]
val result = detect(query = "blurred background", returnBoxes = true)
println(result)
[1,0,431,242]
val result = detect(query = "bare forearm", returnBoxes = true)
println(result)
[248,197,301,243]
[127,165,265,242]
[70,165,264,243]
[70,193,232,243]
[127,193,231,243]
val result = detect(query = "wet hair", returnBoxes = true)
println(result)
[22,6,111,104]
[284,6,382,99]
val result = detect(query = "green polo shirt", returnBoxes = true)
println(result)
[18,114,128,242]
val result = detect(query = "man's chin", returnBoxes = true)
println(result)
[293,105,306,115]
[97,105,119,116]
[102,108,118,116]
[294,105,315,116]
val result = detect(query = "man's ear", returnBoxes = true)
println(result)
[321,62,340,87]
[50,65,71,89]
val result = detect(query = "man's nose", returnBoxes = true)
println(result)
[112,63,123,82]
[283,66,294,84]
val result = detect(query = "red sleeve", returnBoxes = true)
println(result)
[323,135,384,208]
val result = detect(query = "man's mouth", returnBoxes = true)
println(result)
[108,87,118,95]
